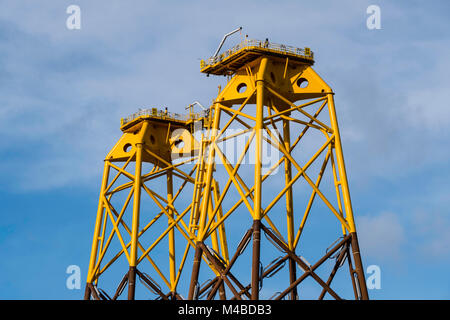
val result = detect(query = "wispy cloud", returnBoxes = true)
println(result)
[357,211,406,262]
[0,1,448,192]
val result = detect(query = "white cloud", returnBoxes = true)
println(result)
[0,0,449,192]
[357,211,406,262]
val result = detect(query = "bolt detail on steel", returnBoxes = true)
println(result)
[84,37,369,300]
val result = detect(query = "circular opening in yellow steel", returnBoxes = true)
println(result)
[296,77,309,88]
[237,83,247,94]
[123,143,132,153]
[174,139,184,149]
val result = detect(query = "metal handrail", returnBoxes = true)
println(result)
[121,108,208,126]
[200,39,313,68]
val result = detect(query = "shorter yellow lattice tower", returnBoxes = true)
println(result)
[84,107,217,300]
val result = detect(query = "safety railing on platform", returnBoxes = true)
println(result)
[121,108,208,126]
[200,39,313,69]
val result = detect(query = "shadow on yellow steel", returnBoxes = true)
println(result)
[85,38,369,301]
[107,114,204,163]
[215,59,330,107]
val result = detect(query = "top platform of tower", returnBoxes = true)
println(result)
[119,107,209,132]
[200,39,314,76]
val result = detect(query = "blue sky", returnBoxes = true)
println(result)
[0,0,449,299]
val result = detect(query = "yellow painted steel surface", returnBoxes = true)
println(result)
[85,38,368,300]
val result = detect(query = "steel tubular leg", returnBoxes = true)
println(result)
[289,258,298,300]
[327,93,369,300]
[84,284,91,300]
[283,118,297,300]
[350,232,369,300]
[188,245,203,300]
[218,282,227,300]
[251,220,261,300]
[127,141,143,300]
[85,163,110,299]
[167,169,176,293]
[127,266,137,300]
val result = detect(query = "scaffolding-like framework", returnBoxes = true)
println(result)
[84,40,369,300]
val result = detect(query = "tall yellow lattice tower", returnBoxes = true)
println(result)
[84,39,369,300]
